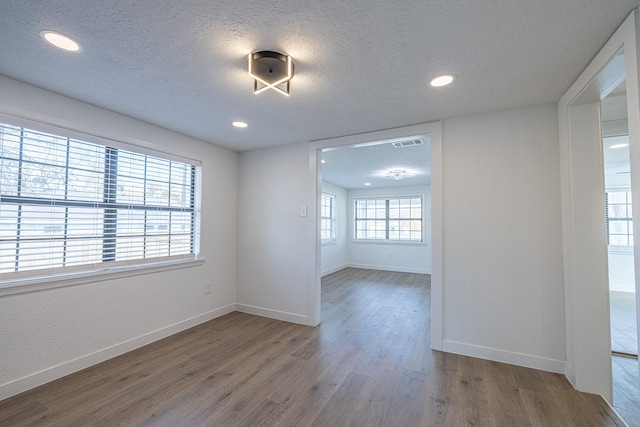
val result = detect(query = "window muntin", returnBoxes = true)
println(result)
[354,196,422,242]
[321,192,336,242]
[606,191,633,246]
[0,121,198,279]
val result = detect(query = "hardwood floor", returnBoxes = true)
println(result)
[0,268,629,426]
[613,355,640,425]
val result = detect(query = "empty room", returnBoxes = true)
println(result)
[2,1,640,426]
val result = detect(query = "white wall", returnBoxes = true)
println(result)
[609,250,636,292]
[0,75,238,399]
[237,104,565,373]
[347,185,431,274]
[320,182,348,275]
[441,104,566,372]
[236,143,311,324]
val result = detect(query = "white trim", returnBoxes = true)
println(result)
[345,263,430,275]
[350,240,427,246]
[442,340,566,374]
[321,264,349,277]
[558,8,640,402]
[0,259,205,297]
[235,303,308,325]
[309,122,443,345]
[0,303,235,401]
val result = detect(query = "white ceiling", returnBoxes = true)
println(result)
[321,136,431,190]
[0,1,639,153]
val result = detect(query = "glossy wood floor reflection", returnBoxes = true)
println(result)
[0,268,627,426]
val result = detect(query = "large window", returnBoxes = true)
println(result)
[321,192,336,242]
[606,190,633,246]
[354,196,422,242]
[0,121,199,280]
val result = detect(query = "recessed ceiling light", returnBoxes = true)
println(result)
[364,182,372,186]
[39,30,81,52]
[232,121,248,128]
[430,74,455,87]
[321,160,326,164]
[609,143,629,149]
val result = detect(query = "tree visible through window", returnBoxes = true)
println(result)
[0,121,198,277]
[354,196,422,242]
[606,191,633,246]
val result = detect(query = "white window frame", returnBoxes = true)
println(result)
[606,189,634,251]
[321,192,337,244]
[353,195,424,243]
[0,115,202,296]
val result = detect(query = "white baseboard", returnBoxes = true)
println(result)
[0,304,236,401]
[321,264,348,277]
[346,263,431,275]
[441,340,565,374]
[235,303,308,325]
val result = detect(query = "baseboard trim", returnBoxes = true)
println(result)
[346,263,431,275]
[235,303,308,325]
[321,264,348,277]
[441,340,565,374]
[0,304,236,401]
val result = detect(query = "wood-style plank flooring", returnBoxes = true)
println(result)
[0,268,629,426]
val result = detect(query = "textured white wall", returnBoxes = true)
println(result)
[0,76,238,399]
[441,104,565,371]
[236,143,310,324]
[347,185,431,274]
[320,182,348,275]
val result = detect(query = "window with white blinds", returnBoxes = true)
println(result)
[606,190,634,246]
[0,121,199,280]
[321,192,336,242]
[354,196,423,242]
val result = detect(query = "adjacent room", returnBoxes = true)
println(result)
[2,1,640,425]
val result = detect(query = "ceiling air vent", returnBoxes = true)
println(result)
[391,138,424,148]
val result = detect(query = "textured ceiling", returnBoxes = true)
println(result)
[0,0,639,152]
[322,137,431,190]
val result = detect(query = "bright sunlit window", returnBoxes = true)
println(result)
[0,121,200,281]
[354,196,423,242]
[606,190,633,246]
[321,192,336,243]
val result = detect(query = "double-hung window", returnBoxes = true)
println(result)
[354,196,423,242]
[0,120,200,282]
[606,190,633,246]
[321,192,336,243]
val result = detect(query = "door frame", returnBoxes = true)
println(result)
[558,9,640,401]
[306,122,444,350]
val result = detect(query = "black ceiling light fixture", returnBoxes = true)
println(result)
[248,51,294,96]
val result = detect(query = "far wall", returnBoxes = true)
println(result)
[321,183,431,275]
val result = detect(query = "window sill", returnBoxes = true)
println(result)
[351,240,426,246]
[0,258,205,297]
[321,240,337,247]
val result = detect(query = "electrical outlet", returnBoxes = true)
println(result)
[205,282,212,294]
[300,205,307,217]
[388,252,393,259]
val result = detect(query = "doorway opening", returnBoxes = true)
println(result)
[309,122,443,349]
[319,136,432,281]
[602,91,638,361]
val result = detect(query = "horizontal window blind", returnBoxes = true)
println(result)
[0,122,198,279]
[354,196,422,242]
[606,191,634,246]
